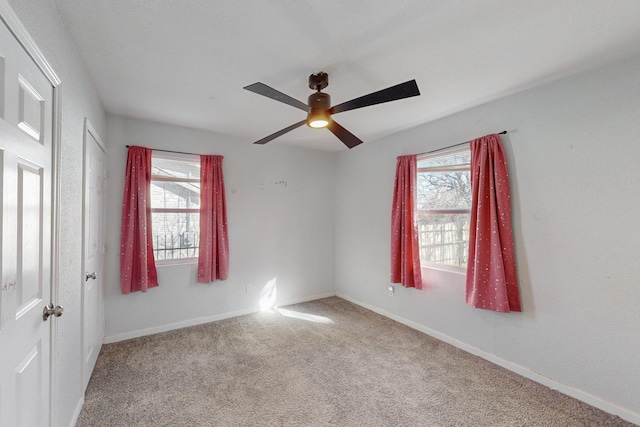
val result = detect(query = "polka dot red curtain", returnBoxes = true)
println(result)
[120,146,158,294]
[466,134,521,312]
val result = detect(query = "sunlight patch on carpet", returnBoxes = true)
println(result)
[274,307,333,324]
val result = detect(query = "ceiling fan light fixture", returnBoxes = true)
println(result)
[307,109,331,128]
[307,91,331,129]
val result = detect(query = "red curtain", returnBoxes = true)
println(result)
[466,134,521,312]
[391,155,422,289]
[120,146,158,293]
[197,155,229,283]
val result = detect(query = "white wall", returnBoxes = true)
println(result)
[334,53,640,422]
[103,116,336,341]
[7,1,107,427]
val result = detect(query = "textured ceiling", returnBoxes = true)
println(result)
[52,0,640,151]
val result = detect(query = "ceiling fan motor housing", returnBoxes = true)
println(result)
[307,91,331,128]
[308,91,331,110]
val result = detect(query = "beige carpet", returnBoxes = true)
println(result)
[76,297,634,426]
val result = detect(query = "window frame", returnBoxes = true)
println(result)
[150,152,201,266]
[416,146,471,274]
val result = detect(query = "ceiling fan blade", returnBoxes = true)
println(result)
[327,120,363,149]
[253,120,307,145]
[330,79,420,115]
[243,82,310,112]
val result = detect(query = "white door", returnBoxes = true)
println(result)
[82,119,105,391]
[0,9,58,427]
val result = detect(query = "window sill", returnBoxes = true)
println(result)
[420,263,466,275]
[156,258,198,267]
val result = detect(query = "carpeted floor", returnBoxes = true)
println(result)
[76,297,634,426]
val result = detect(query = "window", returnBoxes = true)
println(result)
[417,147,471,270]
[151,155,201,262]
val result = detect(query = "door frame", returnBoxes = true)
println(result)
[0,2,62,426]
[81,118,106,390]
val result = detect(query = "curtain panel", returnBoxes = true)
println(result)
[197,155,229,283]
[466,134,521,312]
[391,155,423,289]
[120,146,158,294]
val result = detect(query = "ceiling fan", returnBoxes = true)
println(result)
[243,72,420,149]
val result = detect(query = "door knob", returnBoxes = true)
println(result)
[85,272,98,281]
[43,303,64,321]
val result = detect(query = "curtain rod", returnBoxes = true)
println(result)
[128,130,507,157]
[125,145,199,156]
[418,131,507,156]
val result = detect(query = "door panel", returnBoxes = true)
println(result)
[0,14,55,427]
[17,160,44,312]
[17,74,45,141]
[15,343,44,427]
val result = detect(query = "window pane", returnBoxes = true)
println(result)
[152,157,200,179]
[151,156,201,210]
[417,148,471,270]
[417,170,471,209]
[418,150,470,168]
[151,181,201,210]
[418,212,470,268]
[151,212,200,261]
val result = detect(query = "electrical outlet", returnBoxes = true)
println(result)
[388,285,395,297]
[246,284,253,294]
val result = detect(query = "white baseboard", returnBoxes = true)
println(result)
[336,293,640,426]
[103,292,336,344]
